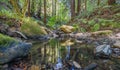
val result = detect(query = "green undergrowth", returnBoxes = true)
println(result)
[0,33,17,47]
[0,10,47,36]
[71,5,120,32]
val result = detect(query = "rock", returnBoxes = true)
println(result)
[84,63,97,70]
[109,33,120,40]
[21,22,48,36]
[73,61,82,69]
[61,39,74,46]
[0,42,32,64]
[28,35,50,41]
[116,33,120,37]
[113,41,120,48]
[60,25,75,33]
[94,44,112,58]
[112,48,120,58]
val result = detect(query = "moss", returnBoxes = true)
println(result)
[0,10,47,36]
[0,33,17,47]
[21,17,47,36]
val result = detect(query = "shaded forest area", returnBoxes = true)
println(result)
[0,0,120,70]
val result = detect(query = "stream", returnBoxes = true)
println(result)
[1,38,120,70]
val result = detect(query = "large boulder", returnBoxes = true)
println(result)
[59,25,75,33]
[0,34,32,64]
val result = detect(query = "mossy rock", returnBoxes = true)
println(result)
[0,33,17,47]
[0,34,32,64]
[20,17,47,36]
[21,22,47,36]
[0,42,32,64]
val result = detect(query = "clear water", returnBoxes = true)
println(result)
[29,38,120,70]
[1,38,118,70]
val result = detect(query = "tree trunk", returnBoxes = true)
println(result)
[52,0,54,16]
[55,0,57,16]
[97,0,100,6]
[37,0,42,19]
[27,0,31,17]
[70,0,75,20]
[108,0,116,5]
[44,0,47,24]
[77,0,81,14]
[31,0,35,16]
[52,0,57,16]
[85,0,87,11]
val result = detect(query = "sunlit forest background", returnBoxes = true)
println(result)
[0,0,120,32]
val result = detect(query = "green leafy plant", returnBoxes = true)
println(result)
[92,24,100,31]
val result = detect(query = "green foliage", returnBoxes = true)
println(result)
[47,16,56,28]
[88,19,95,25]
[73,24,79,30]
[0,10,20,19]
[47,1,70,28]
[0,34,17,47]
[80,27,86,32]
[0,9,47,36]
[92,24,100,31]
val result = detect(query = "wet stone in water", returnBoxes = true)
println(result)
[94,44,112,58]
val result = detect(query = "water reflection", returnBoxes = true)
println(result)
[29,38,120,70]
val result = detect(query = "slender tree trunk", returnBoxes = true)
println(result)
[52,0,54,16]
[77,0,81,14]
[70,0,75,20]
[44,0,47,24]
[97,0,100,6]
[55,0,57,16]
[52,0,57,16]
[27,0,31,17]
[84,0,87,11]
[108,0,116,5]
[37,0,42,19]
[31,0,35,16]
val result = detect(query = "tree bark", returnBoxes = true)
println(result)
[77,0,81,14]
[52,0,57,16]
[44,0,47,24]
[84,0,87,11]
[97,0,100,6]
[31,0,35,16]
[70,0,75,20]
[27,0,31,17]
[37,0,42,19]
[52,0,54,16]
[108,0,116,5]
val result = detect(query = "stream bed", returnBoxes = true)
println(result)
[1,38,120,70]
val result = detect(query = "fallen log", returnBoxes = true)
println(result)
[12,31,28,39]
[91,30,112,36]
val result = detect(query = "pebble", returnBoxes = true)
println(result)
[113,40,120,48]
